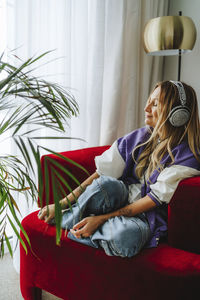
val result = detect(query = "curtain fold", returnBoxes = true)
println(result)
[7,0,169,149]
[70,0,169,146]
[4,0,169,272]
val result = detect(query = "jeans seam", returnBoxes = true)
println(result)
[110,240,125,256]
[96,178,111,211]
[133,218,151,250]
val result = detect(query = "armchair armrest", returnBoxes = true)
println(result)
[168,176,200,254]
[39,146,110,207]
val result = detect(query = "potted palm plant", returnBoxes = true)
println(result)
[0,51,85,257]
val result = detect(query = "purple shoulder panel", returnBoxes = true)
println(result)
[117,126,150,162]
[161,142,200,171]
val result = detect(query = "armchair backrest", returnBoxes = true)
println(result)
[168,176,200,254]
[39,146,110,207]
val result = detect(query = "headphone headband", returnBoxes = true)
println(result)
[170,80,187,106]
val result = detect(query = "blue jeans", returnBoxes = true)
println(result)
[61,176,151,258]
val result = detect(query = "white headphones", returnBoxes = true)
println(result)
[168,81,190,127]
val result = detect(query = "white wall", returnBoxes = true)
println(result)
[163,0,200,106]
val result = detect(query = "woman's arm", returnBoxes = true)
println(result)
[60,171,100,209]
[38,171,100,223]
[70,195,156,238]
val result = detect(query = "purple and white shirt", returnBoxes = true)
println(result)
[95,127,200,247]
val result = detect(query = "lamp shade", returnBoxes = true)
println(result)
[143,16,197,56]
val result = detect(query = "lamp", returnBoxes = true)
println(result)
[143,12,197,80]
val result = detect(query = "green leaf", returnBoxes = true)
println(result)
[27,138,42,182]
[0,192,8,211]
[14,137,35,175]
[47,157,81,187]
[7,215,28,255]
[4,233,13,258]
[26,50,54,66]
[40,156,50,208]
[51,172,62,245]
[53,169,74,212]
[0,57,33,90]
[6,193,31,251]
[0,237,4,258]
[0,215,6,227]
[41,146,89,176]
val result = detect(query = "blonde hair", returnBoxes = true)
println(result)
[133,81,200,180]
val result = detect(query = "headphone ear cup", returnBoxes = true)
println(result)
[168,106,190,127]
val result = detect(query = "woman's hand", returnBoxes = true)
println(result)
[38,204,55,223]
[70,215,106,239]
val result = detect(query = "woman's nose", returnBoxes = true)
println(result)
[144,102,151,112]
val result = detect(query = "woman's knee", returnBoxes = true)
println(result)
[77,176,128,217]
[107,216,150,257]
[96,176,128,208]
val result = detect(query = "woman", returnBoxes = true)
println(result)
[38,80,200,258]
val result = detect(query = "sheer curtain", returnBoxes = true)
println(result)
[4,0,169,271]
[7,0,169,148]
[69,0,169,146]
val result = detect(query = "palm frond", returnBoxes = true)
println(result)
[0,51,85,257]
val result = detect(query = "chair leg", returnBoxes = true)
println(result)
[33,287,42,300]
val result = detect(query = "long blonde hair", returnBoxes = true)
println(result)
[133,81,200,180]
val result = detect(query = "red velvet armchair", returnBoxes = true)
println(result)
[20,146,200,300]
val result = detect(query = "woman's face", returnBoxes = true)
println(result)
[144,86,161,128]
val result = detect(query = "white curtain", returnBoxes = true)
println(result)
[7,0,169,148]
[3,0,169,272]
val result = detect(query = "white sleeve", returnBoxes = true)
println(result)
[94,141,125,178]
[149,165,200,204]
